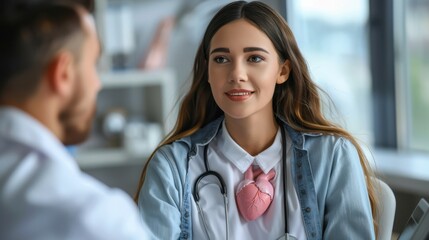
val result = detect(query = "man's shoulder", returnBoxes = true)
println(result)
[0,142,148,239]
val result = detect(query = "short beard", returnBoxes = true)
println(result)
[59,74,96,146]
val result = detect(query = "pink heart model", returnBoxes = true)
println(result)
[236,167,276,221]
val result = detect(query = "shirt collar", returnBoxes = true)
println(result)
[218,120,283,174]
[0,107,74,164]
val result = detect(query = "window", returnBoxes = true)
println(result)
[405,0,429,152]
[287,0,373,144]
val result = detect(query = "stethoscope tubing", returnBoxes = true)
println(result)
[192,124,287,240]
[193,149,230,240]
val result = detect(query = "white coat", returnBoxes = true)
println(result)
[0,107,150,240]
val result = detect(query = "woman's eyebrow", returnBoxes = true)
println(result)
[210,48,230,54]
[243,47,269,53]
[210,47,269,55]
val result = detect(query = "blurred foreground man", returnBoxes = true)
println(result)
[0,1,150,239]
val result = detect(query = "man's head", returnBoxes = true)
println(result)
[0,0,101,145]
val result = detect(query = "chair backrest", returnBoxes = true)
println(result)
[373,178,396,240]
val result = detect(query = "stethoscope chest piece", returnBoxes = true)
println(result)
[277,233,298,240]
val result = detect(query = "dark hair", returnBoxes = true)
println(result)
[0,0,93,100]
[0,0,94,15]
[136,1,378,234]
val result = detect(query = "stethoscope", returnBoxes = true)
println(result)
[193,125,296,240]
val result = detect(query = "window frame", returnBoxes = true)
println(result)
[368,0,398,149]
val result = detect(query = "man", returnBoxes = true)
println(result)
[0,1,150,239]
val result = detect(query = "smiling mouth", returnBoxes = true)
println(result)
[227,92,253,96]
[225,90,254,101]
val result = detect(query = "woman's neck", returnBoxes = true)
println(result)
[224,115,278,156]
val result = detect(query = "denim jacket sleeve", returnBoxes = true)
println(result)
[137,146,183,239]
[322,138,375,239]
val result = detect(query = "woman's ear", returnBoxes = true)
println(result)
[277,60,291,84]
[45,51,75,97]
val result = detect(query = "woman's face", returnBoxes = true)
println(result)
[207,19,289,121]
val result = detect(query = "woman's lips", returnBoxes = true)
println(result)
[225,89,254,101]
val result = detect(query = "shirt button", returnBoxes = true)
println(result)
[311,232,316,237]
[297,174,303,180]
[305,207,311,212]
[184,211,189,217]
[298,151,303,157]
[300,189,306,195]
[297,160,302,167]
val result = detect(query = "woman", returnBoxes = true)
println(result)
[135,1,377,239]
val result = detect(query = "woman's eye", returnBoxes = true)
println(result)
[213,56,228,63]
[248,55,263,63]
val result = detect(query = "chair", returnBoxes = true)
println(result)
[373,178,396,240]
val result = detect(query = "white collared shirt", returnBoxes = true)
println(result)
[0,107,150,240]
[189,121,307,240]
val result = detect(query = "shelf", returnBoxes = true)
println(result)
[97,68,177,133]
[76,68,176,169]
[100,69,175,89]
[79,2,178,171]
[76,148,148,169]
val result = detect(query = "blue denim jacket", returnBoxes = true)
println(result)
[138,117,375,240]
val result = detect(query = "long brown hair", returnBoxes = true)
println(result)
[135,0,377,234]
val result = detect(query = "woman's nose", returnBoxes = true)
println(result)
[229,62,248,83]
